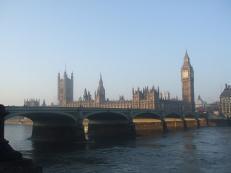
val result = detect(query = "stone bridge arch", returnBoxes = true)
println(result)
[5,111,76,122]
[164,112,182,119]
[132,111,162,119]
[81,111,135,140]
[83,111,129,120]
[5,111,85,142]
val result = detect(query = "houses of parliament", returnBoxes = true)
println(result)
[58,52,195,113]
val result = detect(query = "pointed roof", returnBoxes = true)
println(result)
[184,50,190,63]
[182,50,193,69]
[97,73,105,93]
[221,84,231,97]
[99,73,103,86]
[100,73,102,82]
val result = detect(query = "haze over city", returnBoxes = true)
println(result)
[0,0,230,105]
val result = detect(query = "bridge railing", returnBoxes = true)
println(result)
[5,106,76,113]
[5,106,164,114]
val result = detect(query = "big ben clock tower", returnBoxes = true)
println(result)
[181,51,195,113]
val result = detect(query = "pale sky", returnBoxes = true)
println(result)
[0,0,230,106]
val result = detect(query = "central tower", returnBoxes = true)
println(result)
[181,51,195,113]
[95,74,106,104]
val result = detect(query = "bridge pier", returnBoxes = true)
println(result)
[184,117,198,129]
[164,118,185,131]
[87,120,135,141]
[198,118,207,127]
[133,119,164,136]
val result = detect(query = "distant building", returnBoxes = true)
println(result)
[41,99,46,107]
[195,95,207,112]
[24,99,40,107]
[58,71,74,106]
[220,84,231,118]
[206,101,220,115]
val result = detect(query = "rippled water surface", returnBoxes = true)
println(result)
[4,125,231,173]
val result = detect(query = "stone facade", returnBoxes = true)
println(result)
[220,84,231,118]
[58,71,74,105]
[181,51,195,113]
[65,75,182,114]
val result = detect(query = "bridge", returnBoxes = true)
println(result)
[4,106,223,142]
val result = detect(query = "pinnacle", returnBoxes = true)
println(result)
[184,50,190,64]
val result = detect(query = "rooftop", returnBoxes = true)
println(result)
[220,84,231,97]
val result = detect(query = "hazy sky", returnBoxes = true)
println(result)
[0,0,230,106]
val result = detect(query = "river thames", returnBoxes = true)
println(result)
[4,125,231,173]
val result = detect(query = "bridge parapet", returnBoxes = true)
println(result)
[6,106,168,119]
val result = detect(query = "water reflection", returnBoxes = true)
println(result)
[5,125,231,173]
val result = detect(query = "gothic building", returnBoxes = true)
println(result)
[58,71,74,105]
[24,99,40,107]
[132,86,159,109]
[83,88,92,102]
[59,51,195,114]
[181,51,195,113]
[65,74,182,113]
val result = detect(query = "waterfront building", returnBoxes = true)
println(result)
[220,84,231,118]
[58,52,195,114]
[65,75,182,113]
[24,99,40,107]
[58,71,74,106]
[181,51,195,113]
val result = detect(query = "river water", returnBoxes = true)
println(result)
[4,125,231,173]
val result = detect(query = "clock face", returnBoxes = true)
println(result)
[182,70,189,79]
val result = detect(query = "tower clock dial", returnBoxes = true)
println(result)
[182,70,189,79]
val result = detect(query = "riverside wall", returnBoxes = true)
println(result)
[133,118,229,136]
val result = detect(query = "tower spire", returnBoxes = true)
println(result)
[184,50,190,64]
[99,73,103,86]
[100,73,102,81]
[95,73,105,103]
